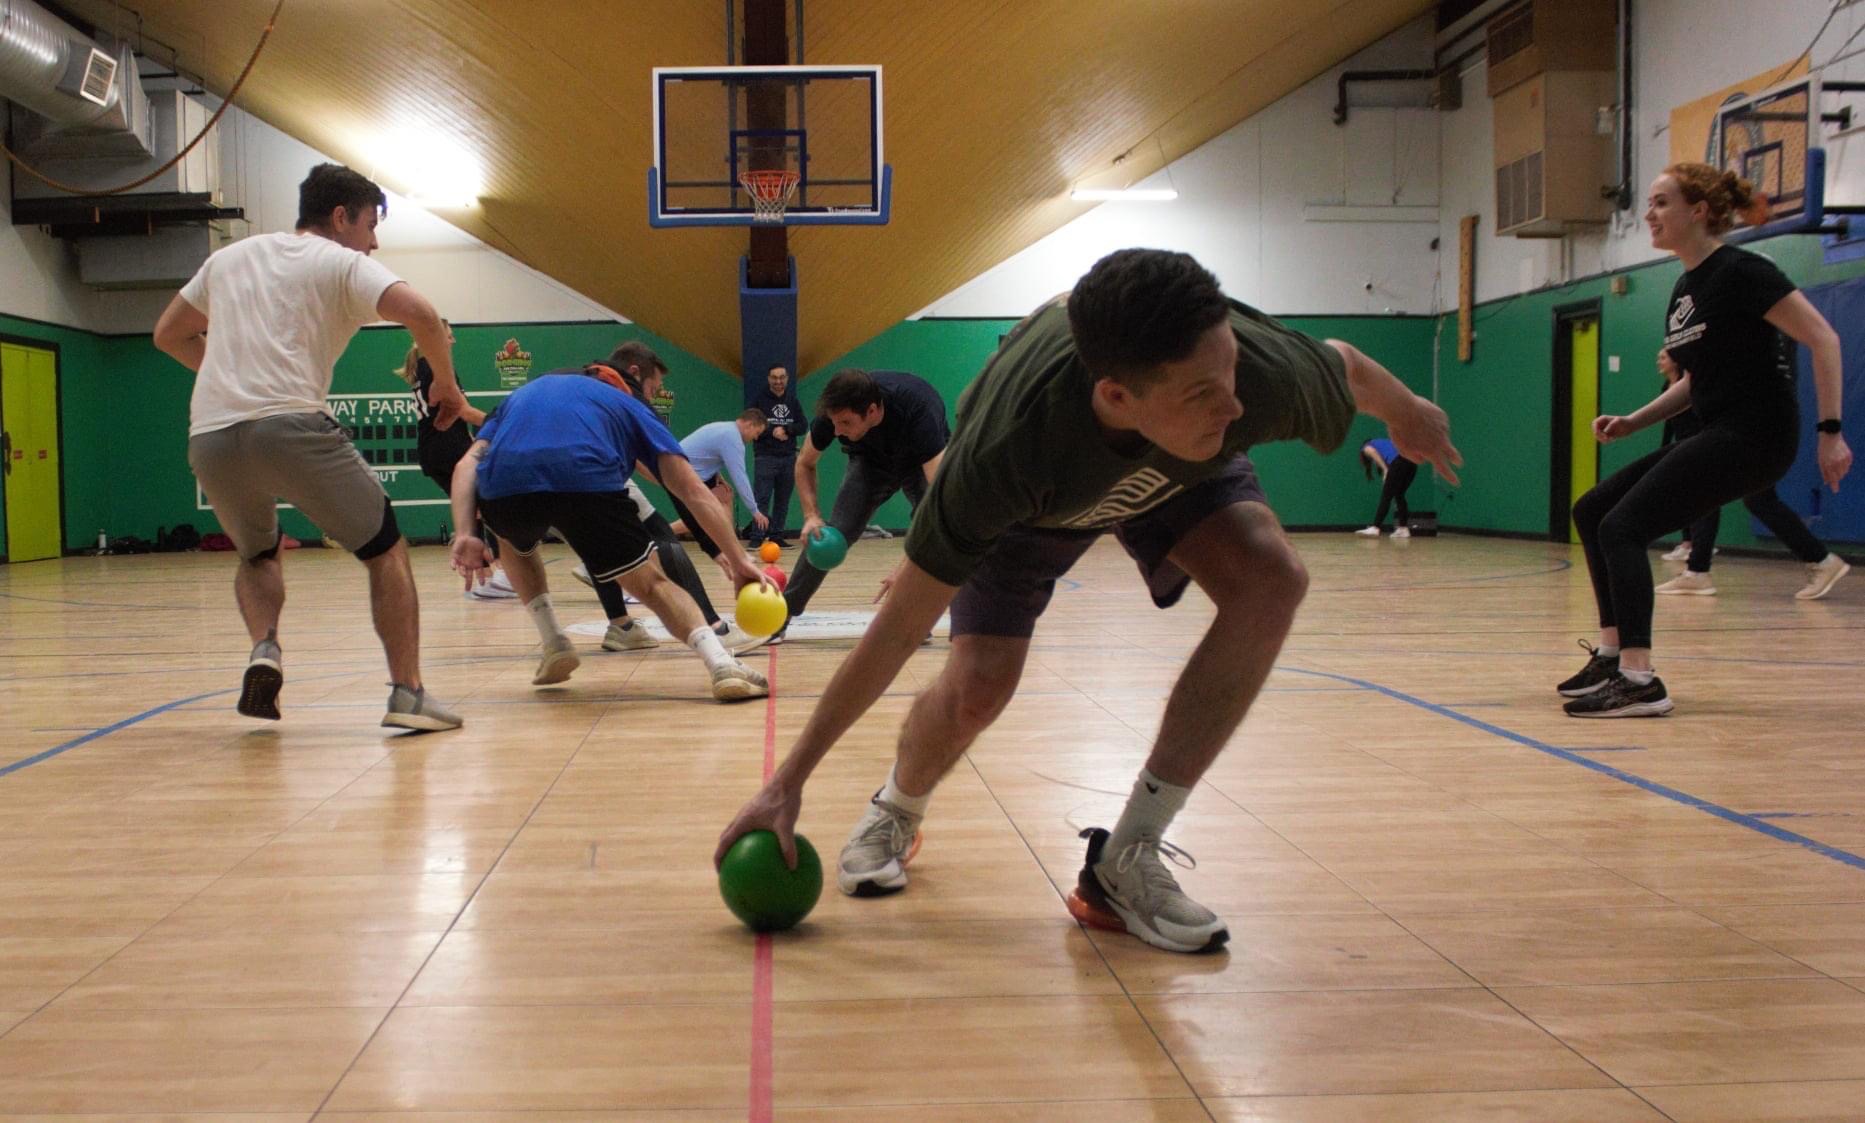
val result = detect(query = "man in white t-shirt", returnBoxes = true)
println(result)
[153,163,467,732]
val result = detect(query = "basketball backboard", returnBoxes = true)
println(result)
[649,64,890,227]
[1714,75,1863,244]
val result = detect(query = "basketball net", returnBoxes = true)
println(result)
[741,169,800,223]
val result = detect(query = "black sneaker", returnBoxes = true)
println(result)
[237,640,283,720]
[1563,672,1673,718]
[1556,640,1619,697]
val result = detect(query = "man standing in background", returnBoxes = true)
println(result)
[748,363,803,548]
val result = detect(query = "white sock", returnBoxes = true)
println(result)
[1597,644,1620,657]
[878,764,931,816]
[1621,667,1654,685]
[526,594,563,644]
[1109,768,1191,855]
[686,625,733,672]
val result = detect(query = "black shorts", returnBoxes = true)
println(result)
[949,455,1269,638]
[479,491,654,582]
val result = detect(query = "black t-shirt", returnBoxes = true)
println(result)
[808,370,950,478]
[748,383,804,455]
[1664,246,1798,426]
[412,356,473,460]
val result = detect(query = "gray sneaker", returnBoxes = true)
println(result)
[602,620,658,652]
[533,634,580,685]
[381,684,464,732]
[837,794,924,897]
[709,660,769,701]
[237,639,283,721]
[1067,827,1228,954]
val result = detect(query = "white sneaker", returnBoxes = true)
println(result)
[1354,526,1381,537]
[532,634,580,685]
[1661,542,1692,562]
[1066,828,1228,954]
[570,564,594,589]
[709,660,768,701]
[837,794,924,897]
[717,622,772,655]
[1797,554,1851,601]
[1656,570,1716,596]
[467,570,518,600]
[602,621,658,651]
[1391,526,1411,539]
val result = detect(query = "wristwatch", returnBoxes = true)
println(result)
[1817,418,1843,435]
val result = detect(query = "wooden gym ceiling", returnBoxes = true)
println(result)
[62,0,1433,376]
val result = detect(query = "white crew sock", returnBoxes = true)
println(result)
[1621,667,1654,685]
[686,625,734,672]
[1597,644,1620,657]
[1108,768,1191,856]
[525,594,564,645]
[878,763,932,816]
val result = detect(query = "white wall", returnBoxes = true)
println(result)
[924,1,1865,321]
[2,88,623,335]
[0,170,102,328]
[1438,0,1865,308]
[921,17,1447,318]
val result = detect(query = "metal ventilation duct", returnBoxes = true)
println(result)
[0,0,125,130]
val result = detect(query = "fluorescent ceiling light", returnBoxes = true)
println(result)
[1070,187,1178,202]
[407,193,480,210]
[371,127,484,211]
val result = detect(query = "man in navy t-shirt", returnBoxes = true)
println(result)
[782,368,950,626]
[449,370,771,701]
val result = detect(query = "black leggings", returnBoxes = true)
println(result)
[1574,416,1797,650]
[1683,486,1829,572]
[1374,457,1418,528]
[593,511,721,626]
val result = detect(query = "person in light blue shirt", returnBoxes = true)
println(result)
[665,411,770,554]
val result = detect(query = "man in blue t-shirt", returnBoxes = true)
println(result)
[448,369,771,702]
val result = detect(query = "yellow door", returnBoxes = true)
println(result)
[2,343,63,562]
[1567,318,1600,544]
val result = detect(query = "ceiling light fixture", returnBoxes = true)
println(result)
[1069,187,1178,202]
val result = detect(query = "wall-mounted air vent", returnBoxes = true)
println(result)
[77,47,117,106]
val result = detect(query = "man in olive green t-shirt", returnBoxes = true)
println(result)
[718,249,1462,954]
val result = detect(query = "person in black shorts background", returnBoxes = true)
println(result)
[780,368,950,630]
[1562,163,1854,718]
[448,366,770,702]
[398,323,515,599]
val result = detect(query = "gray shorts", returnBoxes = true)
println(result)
[949,455,1268,638]
[188,412,399,561]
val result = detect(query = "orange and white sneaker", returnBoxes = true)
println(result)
[1067,827,1229,954]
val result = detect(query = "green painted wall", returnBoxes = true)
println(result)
[1433,237,1865,548]
[0,313,739,556]
[801,314,1439,531]
[12,237,1860,564]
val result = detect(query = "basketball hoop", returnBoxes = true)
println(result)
[740,169,800,223]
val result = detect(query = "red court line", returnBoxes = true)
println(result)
[749,644,779,1122]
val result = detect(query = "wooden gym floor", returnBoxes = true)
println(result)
[0,532,1863,1120]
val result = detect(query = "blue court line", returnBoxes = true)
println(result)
[1280,666,1865,874]
[0,689,233,777]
